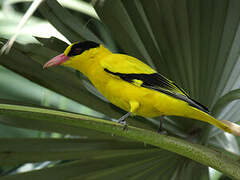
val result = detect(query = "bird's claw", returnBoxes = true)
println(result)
[118,118,128,131]
[157,129,168,135]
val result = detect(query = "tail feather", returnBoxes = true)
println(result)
[185,107,240,136]
[202,115,232,134]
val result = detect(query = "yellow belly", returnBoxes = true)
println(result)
[88,68,189,118]
[85,64,233,134]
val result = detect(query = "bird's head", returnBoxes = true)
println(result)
[43,41,105,69]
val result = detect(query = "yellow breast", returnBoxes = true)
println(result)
[87,63,188,118]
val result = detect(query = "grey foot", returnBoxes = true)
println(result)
[118,112,131,130]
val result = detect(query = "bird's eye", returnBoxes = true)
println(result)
[73,48,82,54]
[68,46,83,56]
[67,41,100,56]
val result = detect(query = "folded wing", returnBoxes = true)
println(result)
[101,54,209,114]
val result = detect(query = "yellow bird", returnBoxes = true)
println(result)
[43,41,240,136]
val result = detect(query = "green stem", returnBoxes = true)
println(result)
[0,103,240,179]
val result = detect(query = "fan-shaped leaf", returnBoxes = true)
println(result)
[0,102,240,179]
[0,138,155,166]
[38,0,100,43]
[212,89,240,117]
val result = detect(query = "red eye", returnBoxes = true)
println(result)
[68,41,99,56]
[74,48,82,54]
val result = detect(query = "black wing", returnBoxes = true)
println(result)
[104,68,209,114]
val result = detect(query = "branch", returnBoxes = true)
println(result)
[0,103,240,179]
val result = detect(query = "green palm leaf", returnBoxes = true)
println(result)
[0,102,240,179]
[0,0,240,179]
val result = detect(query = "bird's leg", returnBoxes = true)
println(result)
[118,101,139,130]
[157,116,167,134]
[157,118,163,133]
[118,112,131,129]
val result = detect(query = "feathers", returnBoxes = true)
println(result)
[67,41,100,56]
[100,54,156,74]
[101,53,209,114]
[104,68,209,114]
[44,41,240,135]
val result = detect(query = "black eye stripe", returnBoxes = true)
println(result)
[67,41,100,56]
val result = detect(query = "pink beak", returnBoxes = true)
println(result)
[43,53,69,68]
